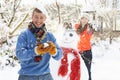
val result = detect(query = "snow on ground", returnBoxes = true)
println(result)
[0,37,120,80]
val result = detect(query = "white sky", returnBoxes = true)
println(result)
[21,0,86,6]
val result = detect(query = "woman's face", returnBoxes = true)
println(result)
[81,17,88,25]
[32,11,46,28]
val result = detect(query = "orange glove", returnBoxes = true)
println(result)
[34,42,56,56]
[34,43,49,55]
[47,41,57,56]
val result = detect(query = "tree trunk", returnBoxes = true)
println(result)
[56,1,61,24]
[9,13,29,37]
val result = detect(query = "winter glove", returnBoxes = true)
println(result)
[34,42,57,56]
[47,41,57,56]
[87,24,94,34]
[34,43,49,55]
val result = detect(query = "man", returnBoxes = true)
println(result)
[75,13,94,80]
[16,8,63,80]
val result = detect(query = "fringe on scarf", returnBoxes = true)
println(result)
[58,47,81,80]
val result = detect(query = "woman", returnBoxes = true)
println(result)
[75,13,94,80]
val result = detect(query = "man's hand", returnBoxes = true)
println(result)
[34,42,56,56]
[34,43,49,55]
[47,41,57,56]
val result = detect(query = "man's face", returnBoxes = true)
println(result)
[32,11,46,28]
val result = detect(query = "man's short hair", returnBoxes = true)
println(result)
[33,8,43,14]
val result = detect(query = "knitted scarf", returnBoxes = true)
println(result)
[28,22,47,43]
[28,22,47,62]
[58,47,80,80]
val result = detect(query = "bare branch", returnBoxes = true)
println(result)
[15,0,22,10]
[8,0,22,27]
[55,0,61,24]
[9,13,29,36]
[0,37,7,45]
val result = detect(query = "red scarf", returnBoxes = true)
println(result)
[58,47,81,80]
